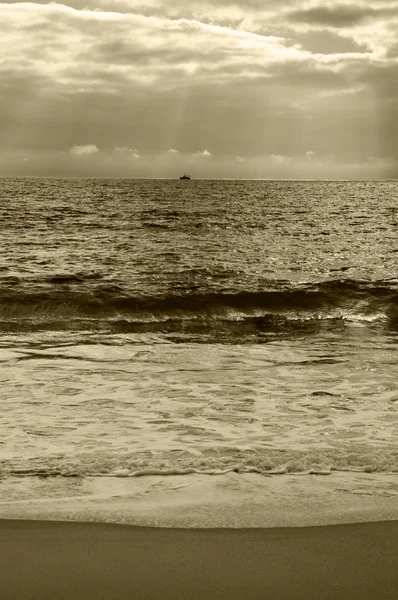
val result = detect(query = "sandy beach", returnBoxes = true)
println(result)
[1,518,398,600]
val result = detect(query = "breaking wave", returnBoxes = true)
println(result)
[3,444,398,479]
[0,279,397,335]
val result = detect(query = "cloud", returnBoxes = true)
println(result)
[69,144,99,156]
[113,146,139,153]
[295,30,370,54]
[193,149,212,156]
[0,3,390,93]
[287,4,398,28]
[270,154,291,163]
[0,3,321,94]
[1,147,396,179]
[112,146,140,158]
[236,156,246,162]
[1,1,397,177]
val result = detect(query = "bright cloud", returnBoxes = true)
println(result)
[113,146,138,152]
[193,150,212,157]
[69,144,99,156]
[271,154,291,163]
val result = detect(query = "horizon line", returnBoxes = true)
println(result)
[0,175,397,182]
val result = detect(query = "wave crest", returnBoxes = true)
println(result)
[0,279,397,334]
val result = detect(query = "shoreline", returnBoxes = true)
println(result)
[1,519,398,599]
[1,471,398,528]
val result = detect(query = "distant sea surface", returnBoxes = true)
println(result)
[1,178,398,497]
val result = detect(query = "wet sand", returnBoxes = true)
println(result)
[1,519,398,599]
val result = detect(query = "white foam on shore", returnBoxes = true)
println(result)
[1,472,398,528]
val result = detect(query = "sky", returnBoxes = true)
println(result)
[1,0,398,178]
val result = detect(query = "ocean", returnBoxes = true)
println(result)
[1,177,398,525]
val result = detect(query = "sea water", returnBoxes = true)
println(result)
[1,178,398,526]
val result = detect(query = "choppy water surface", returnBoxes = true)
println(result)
[0,178,398,490]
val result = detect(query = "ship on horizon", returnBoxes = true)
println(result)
[179,173,191,180]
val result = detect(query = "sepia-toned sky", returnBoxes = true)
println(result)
[1,0,398,178]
